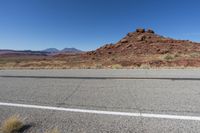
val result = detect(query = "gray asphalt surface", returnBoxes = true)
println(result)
[1,69,200,133]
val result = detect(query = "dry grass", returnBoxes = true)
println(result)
[139,63,151,69]
[93,64,103,69]
[111,64,123,69]
[0,115,23,133]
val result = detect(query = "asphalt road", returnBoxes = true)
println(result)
[1,69,200,133]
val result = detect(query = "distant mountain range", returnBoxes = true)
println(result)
[0,48,83,56]
[43,48,82,53]
[43,48,60,53]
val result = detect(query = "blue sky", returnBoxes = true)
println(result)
[0,0,200,51]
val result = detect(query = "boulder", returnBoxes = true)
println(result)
[136,28,145,33]
[127,32,134,37]
[137,35,146,41]
[146,29,155,34]
[120,39,128,43]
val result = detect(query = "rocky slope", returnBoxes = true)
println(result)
[78,28,200,68]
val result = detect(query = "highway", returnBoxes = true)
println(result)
[1,69,200,133]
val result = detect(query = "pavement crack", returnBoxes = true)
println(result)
[64,79,84,102]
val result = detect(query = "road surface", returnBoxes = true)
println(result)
[1,69,200,133]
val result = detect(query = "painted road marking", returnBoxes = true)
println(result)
[0,102,200,121]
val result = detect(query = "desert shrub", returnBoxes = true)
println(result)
[163,54,175,61]
[0,115,23,133]
[190,52,200,58]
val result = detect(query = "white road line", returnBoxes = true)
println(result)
[0,102,200,121]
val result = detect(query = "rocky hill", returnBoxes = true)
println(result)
[77,28,200,68]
